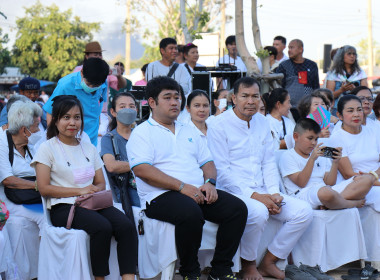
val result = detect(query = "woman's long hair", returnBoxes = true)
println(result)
[330,45,361,76]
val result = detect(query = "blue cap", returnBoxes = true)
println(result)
[19,77,40,90]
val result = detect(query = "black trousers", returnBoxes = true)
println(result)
[144,190,248,277]
[50,204,138,277]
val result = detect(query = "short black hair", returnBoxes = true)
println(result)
[337,95,362,116]
[350,86,372,96]
[114,61,124,67]
[294,118,321,135]
[159,38,177,50]
[187,90,210,107]
[82,58,109,86]
[264,46,278,58]
[146,76,180,104]
[225,35,236,46]
[274,36,286,45]
[233,77,260,95]
[262,88,289,113]
[141,63,149,73]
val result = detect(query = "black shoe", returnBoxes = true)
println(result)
[208,274,240,280]
[183,276,200,280]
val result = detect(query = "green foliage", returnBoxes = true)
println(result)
[0,27,11,74]
[356,38,380,66]
[11,1,100,82]
[255,48,270,59]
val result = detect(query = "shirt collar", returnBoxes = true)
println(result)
[147,116,183,131]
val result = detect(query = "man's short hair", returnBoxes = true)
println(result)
[291,39,304,48]
[114,61,124,67]
[233,77,260,95]
[294,118,321,135]
[273,36,286,45]
[264,46,278,58]
[225,35,236,46]
[82,58,109,87]
[159,38,177,50]
[146,76,180,104]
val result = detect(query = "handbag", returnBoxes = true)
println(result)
[66,190,113,229]
[0,199,9,231]
[4,131,41,204]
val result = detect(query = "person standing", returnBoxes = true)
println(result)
[276,39,320,107]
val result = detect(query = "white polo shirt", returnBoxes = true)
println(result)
[207,109,281,197]
[127,117,213,209]
[0,131,36,183]
[188,120,207,147]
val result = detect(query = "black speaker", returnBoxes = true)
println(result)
[192,72,211,95]
[323,44,332,73]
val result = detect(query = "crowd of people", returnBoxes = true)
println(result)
[0,34,379,280]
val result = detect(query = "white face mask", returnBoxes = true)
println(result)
[26,128,42,146]
[218,98,227,110]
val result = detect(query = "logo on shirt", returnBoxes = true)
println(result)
[188,138,193,143]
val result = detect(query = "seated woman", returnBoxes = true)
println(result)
[314,88,340,126]
[329,95,380,212]
[32,95,137,280]
[263,88,294,149]
[298,91,331,137]
[258,95,267,116]
[186,90,210,145]
[0,100,44,230]
[100,92,140,207]
[208,89,228,125]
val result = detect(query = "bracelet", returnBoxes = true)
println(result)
[34,180,39,192]
[178,182,185,192]
[369,171,379,181]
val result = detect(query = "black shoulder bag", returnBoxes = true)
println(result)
[106,133,136,225]
[4,131,42,204]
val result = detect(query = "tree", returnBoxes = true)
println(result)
[356,38,380,66]
[12,2,100,82]
[0,27,11,74]
[235,0,283,91]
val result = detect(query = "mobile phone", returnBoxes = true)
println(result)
[321,147,338,158]
[111,67,118,75]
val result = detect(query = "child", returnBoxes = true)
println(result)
[279,118,375,209]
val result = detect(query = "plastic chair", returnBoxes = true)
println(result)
[38,196,121,280]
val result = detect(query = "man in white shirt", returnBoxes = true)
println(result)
[216,35,247,90]
[207,77,313,280]
[145,38,192,94]
[273,36,289,64]
[126,76,247,280]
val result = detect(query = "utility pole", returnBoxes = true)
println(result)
[220,0,226,57]
[125,0,131,75]
[367,0,373,87]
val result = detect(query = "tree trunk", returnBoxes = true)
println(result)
[235,0,260,75]
[180,0,191,43]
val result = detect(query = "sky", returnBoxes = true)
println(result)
[0,0,379,63]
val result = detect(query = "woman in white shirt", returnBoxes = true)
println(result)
[263,88,294,149]
[186,90,210,145]
[32,95,137,280]
[329,95,380,211]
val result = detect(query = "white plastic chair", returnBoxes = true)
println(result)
[275,150,367,272]
[38,196,121,280]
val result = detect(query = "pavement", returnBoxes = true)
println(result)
[141,261,363,279]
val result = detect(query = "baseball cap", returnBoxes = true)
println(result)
[19,77,40,90]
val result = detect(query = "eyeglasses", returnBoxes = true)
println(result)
[358,96,374,102]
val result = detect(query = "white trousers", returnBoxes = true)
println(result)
[235,194,313,260]
[364,187,380,212]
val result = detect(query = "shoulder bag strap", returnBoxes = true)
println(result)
[6,131,14,166]
[167,63,179,78]
[184,63,192,76]
[108,132,121,161]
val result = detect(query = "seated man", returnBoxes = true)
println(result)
[126,76,248,280]
[207,77,313,280]
[279,118,374,210]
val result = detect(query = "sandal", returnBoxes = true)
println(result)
[348,264,379,277]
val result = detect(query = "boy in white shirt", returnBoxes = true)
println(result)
[280,118,375,210]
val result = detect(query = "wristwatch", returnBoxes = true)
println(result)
[205,178,216,186]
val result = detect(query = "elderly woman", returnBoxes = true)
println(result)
[0,100,43,278]
[326,45,368,115]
